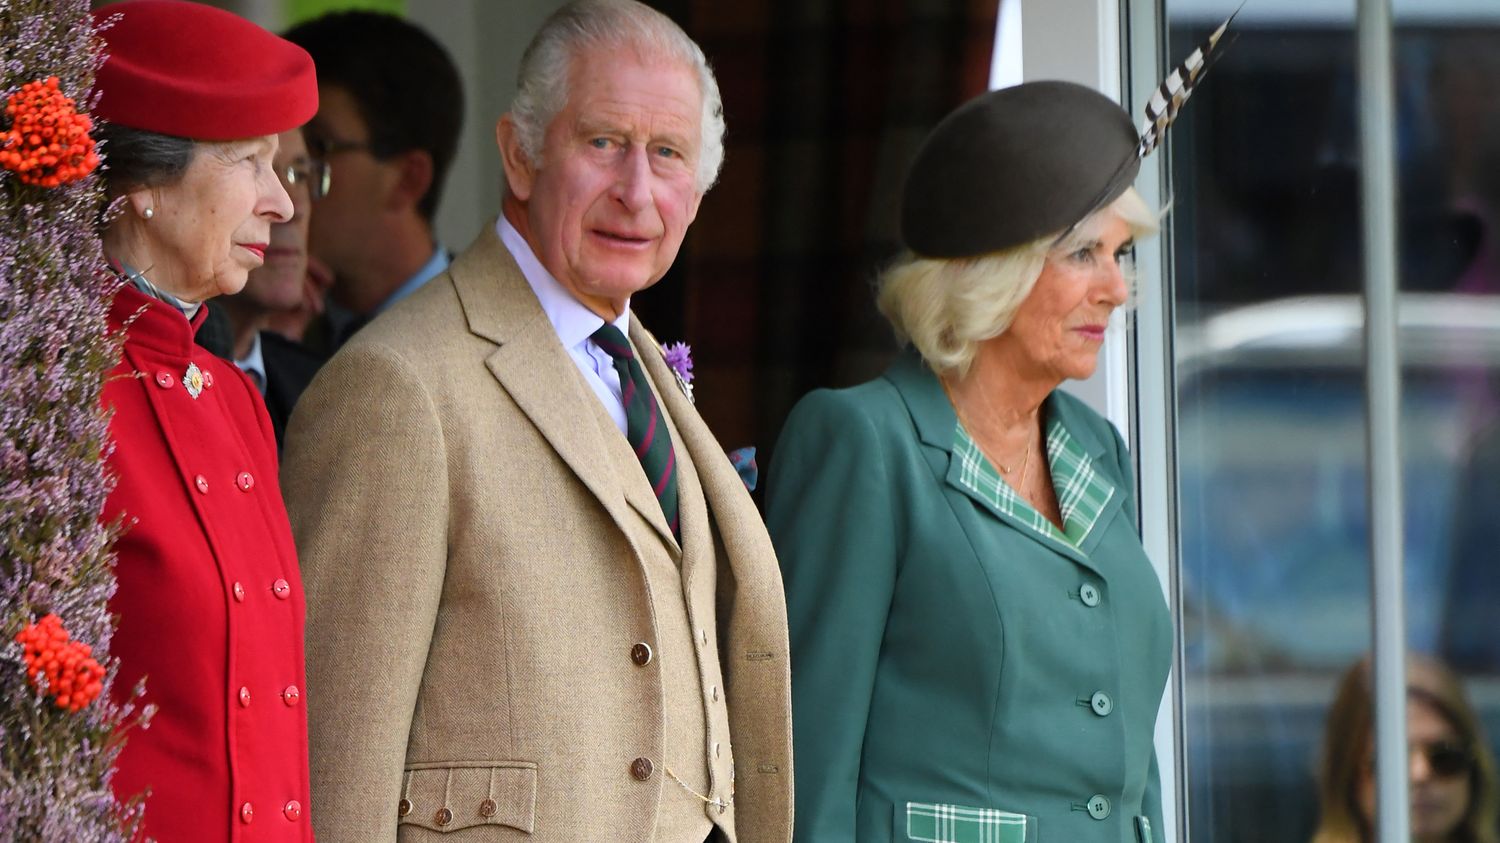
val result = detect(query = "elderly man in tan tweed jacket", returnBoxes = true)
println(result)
[281,2,793,840]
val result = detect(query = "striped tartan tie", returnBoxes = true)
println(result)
[591,324,680,538]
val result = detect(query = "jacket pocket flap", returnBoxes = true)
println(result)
[398,761,538,833]
[903,800,1037,843]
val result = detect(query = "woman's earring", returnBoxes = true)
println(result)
[142,207,154,220]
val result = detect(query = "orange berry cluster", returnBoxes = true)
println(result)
[0,76,100,188]
[15,613,105,712]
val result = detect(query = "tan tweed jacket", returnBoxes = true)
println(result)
[281,225,793,842]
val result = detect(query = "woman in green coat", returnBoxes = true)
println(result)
[766,81,1170,843]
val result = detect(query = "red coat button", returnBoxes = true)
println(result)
[237,472,254,492]
[240,802,254,823]
[238,686,251,708]
[194,475,209,494]
[272,579,291,600]
[202,370,215,388]
[283,800,301,821]
[282,685,300,706]
[154,371,174,389]
[232,581,246,602]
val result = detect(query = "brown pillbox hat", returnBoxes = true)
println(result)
[900,80,1140,259]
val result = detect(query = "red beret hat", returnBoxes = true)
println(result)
[92,0,317,140]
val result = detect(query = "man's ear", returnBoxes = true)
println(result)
[496,114,535,202]
[388,149,434,214]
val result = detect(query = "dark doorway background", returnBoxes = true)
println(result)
[634,0,999,480]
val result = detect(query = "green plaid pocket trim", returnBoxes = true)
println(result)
[952,419,1114,549]
[906,801,1036,843]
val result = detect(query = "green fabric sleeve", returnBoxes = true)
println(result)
[766,388,902,842]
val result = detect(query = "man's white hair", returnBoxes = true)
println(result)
[509,0,725,194]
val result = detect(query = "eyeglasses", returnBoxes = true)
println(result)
[279,159,331,200]
[1420,741,1475,778]
[1367,741,1474,779]
[306,132,377,160]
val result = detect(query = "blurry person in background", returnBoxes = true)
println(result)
[282,10,463,353]
[218,127,329,450]
[261,250,333,343]
[1312,656,1500,843]
[91,1,317,838]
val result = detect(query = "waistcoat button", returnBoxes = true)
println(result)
[630,757,653,780]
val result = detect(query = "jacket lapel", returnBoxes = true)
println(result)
[450,224,660,545]
[882,353,1105,574]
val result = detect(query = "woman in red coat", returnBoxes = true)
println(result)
[91,2,319,839]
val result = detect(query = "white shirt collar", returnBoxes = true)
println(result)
[496,216,630,347]
[234,331,266,393]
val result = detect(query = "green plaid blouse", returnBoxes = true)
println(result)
[951,418,1116,552]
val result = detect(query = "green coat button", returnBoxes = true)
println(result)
[1090,691,1114,716]
[1080,583,1101,607]
[1087,794,1111,820]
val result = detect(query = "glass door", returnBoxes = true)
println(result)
[1144,1,1500,840]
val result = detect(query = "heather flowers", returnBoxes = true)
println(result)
[1,0,145,838]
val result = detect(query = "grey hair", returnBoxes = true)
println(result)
[877,187,1159,377]
[510,0,725,194]
[95,122,196,196]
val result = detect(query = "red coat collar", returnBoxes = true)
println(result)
[109,282,209,359]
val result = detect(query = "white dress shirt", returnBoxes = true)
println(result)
[497,216,630,435]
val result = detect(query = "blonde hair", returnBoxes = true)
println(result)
[1311,655,1500,843]
[876,187,1158,377]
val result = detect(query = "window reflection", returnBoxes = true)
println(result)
[1163,2,1500,840]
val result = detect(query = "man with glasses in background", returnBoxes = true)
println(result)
[217,127,333,451]
[283,10,464,353]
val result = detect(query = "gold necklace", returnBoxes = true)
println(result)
[941,378,1035,477]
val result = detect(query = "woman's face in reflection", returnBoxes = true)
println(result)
[1357,697,1472,843]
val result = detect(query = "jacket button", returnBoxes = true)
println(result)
[630,757,653,780]
[478,798,498,818]
[272,578,291,600]
[232,581,245,602]
[631,642,653,666]
[397,798,412,817]
[154,371,174,389]
[237,471,254,491]
[1080,583,1101,607]
[283,800,301,821]
[238,686,251,708]
[1087,794,1111,819]
[282,685,300,706]
[239,802,254,823]
[1091,691,1114,717]
[194,474,209,494]
[202,370,214,388]
[434,807,453,826]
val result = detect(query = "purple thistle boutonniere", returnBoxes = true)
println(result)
[661,341,695,404]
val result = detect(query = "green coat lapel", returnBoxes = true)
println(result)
[882,353,1127,576]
